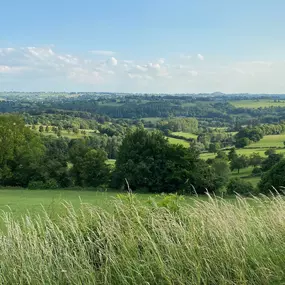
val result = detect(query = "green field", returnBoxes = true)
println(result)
[0,189,219,219]
[0,191,284,284]
[167,136,190,147]
[230,99,285,109]
[200,147,285,160]
[247,134,285,148]
[172,132,198,139]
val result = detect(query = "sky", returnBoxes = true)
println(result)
[1,0,285,93]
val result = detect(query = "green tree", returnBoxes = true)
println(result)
[74,149,110,187]
[261,152,283,172]
[216,150,228,160]
[114,128,219,193]
[209,142,221,154]
[0,115,45,186]
[228,148,238,161]
[230,155,248,173]
[212,159,230,189]
[39,125,44,133]
[227,178,255,195]
[259,159,285,194]
[249,152,263,167]
[235,137,251,148]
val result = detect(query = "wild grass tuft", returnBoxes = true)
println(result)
[0,194,284,284]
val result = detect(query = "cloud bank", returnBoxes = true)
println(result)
[0,46,285,93]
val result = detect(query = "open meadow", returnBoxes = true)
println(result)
[0,190,284,284]
[246,134,285,148]
[0,189,216,219]
[230,99,285,108]
[171,131,198,139]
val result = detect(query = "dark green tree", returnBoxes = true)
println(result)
[209,142,221,154]
[114,128,219,193]
[261,152,283,172]
[212,159,230,189]
[228,148,238,161]
[77,149,110,187]
[39,125,44,133]
[230,155,248,173]
[227,178,255,196]
[259,159,285,194]
[249,152,263,167]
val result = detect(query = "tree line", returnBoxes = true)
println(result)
[0,115,284,195]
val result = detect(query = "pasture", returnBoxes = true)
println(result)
[0,189,221,219]
[167,136,190,147]
[230,99,285,109]
[172,131,198,139]
[247,134,285,148]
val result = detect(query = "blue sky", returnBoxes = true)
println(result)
[1,0,285,93]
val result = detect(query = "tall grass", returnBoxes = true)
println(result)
[0,195,284,284]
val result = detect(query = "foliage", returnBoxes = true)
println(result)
[230,155,248,173]
[209,142,221,153]
[227,178,255,195]
[114,128,220,193]
[212,159,231,189]
[259,159,285,194]
[261,151,283,172]
[249,152,263,167]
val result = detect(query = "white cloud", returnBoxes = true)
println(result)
[108,57,118,66]
[136,65,148,72]
[148,63,161,70]
[197,54,204,61]
[0,48,15,55]
[2,46,285,93]
[90,50,116,56]
[0,65,28,73]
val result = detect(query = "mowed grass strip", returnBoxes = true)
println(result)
[172,132,198,139]
[167,136,190,147]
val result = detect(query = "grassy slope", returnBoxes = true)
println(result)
[0,195,284,284]
[230,99,285,108]
[247,134,285,148]
[0,189,216,218]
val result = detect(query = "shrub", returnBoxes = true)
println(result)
[252,167,262,176]
[28,180,45,189]
[227,178,255,195]
[28,179,58,190]
[44,178,59,189]
[259,158,285,194]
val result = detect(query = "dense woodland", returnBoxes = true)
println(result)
[1,92,285,195]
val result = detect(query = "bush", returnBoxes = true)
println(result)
[259,158,285,194]
[28,180,45,189]
[227,178,255,195]
[44,178,59,189]
[252,167,262,176]
[28,179,58,190]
